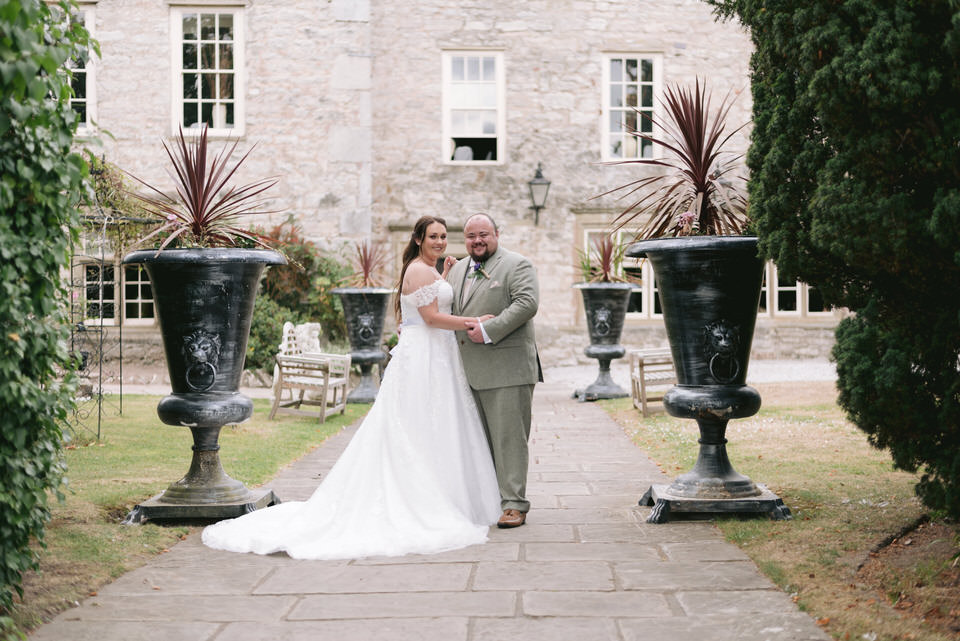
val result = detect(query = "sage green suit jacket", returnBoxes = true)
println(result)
[449,247,541,390]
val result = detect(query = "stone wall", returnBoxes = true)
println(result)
[85,1,835,367]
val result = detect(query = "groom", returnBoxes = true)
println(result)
[449,213,542,528]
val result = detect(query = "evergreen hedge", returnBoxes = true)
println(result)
[0,0,94,627]
[710,1,960,516]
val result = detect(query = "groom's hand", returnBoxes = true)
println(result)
[466,324,485,342]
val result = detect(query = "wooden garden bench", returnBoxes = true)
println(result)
[629,347,676,417]
[269,321,350,422]
[269,353,351,423]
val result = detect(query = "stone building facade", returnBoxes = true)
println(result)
[72,0,839,376]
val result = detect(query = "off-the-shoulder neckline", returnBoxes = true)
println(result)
[400,278,446,298]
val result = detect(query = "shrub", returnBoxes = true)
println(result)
[258,221,350,345]
[246,296,301,372]
[0,0,95,620]
[711,0,960,516]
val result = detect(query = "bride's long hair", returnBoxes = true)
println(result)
[394,215,447,320]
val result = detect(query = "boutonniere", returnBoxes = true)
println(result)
[469,262,490,279]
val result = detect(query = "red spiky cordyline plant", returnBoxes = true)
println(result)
[127,125,279,251]
[599,78,750,240]
[577,234,630,283]
[346,240,389,288]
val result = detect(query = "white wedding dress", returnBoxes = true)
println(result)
[201,278,501,560]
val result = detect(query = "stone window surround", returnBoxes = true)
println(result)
[441,49,506,166]
[168,2,246,138]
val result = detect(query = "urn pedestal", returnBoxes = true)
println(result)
[573,282,634,402]
[332,287,392,403]
[626,237,791,523]
[121,249,286,524]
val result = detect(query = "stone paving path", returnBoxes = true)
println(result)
[31,379,829,641]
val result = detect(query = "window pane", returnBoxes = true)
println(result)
[201,102,213,126]
[183,73,198,99]
[641,139,653,158]
[200,14,216,40]
[778,291,797,312]
[225,103,235,127]
[201,73,217,99]
[641,85,653,107]
[218,13,233,40]
[219,74,233,100]
[184,103,199,127]
[626,85,637,107]
[625,110,637,131]
[610,58,622,82]
[182,14,198,40]
[609,111,621,133]
[609,85,622,108]
[219,43,233,70]
[450,84,495,108]
[625,58,637,81]
[201,43,216,69]
[451,57,464,81]
[451,111,465,134]
[624,136,637,158]
[481,111,495,134]
[482,56,495,80]
[639,110,653,132]
[125,283,137,299]
[183,43,197,70]
[466,110,481,132]
[641,59,653,82]
[808,287,825,312]
[71,72,86,99]
[467,56,480,80]
[610,140,622,158]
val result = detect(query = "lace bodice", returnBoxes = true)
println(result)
[399,279,452,326]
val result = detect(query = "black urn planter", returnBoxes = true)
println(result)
[573,282,634,402]
[121,248,286,524]
[626,236,791,523]
[332,287,392,403]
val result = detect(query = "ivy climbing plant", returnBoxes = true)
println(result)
[0,0,96,632]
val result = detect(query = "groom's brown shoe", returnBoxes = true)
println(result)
[497,509,526,528]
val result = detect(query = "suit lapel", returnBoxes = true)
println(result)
[463,251,502,308]
[452,258,469,313]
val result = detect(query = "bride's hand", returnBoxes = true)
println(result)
[477,314,494,323]
[442,256,456,278]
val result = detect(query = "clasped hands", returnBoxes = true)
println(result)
[465,314,494,343]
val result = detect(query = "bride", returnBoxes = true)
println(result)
[201,216,502,559]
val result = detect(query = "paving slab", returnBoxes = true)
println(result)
[31,371,829,641]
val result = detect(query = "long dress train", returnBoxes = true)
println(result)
[201,279,501,559]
